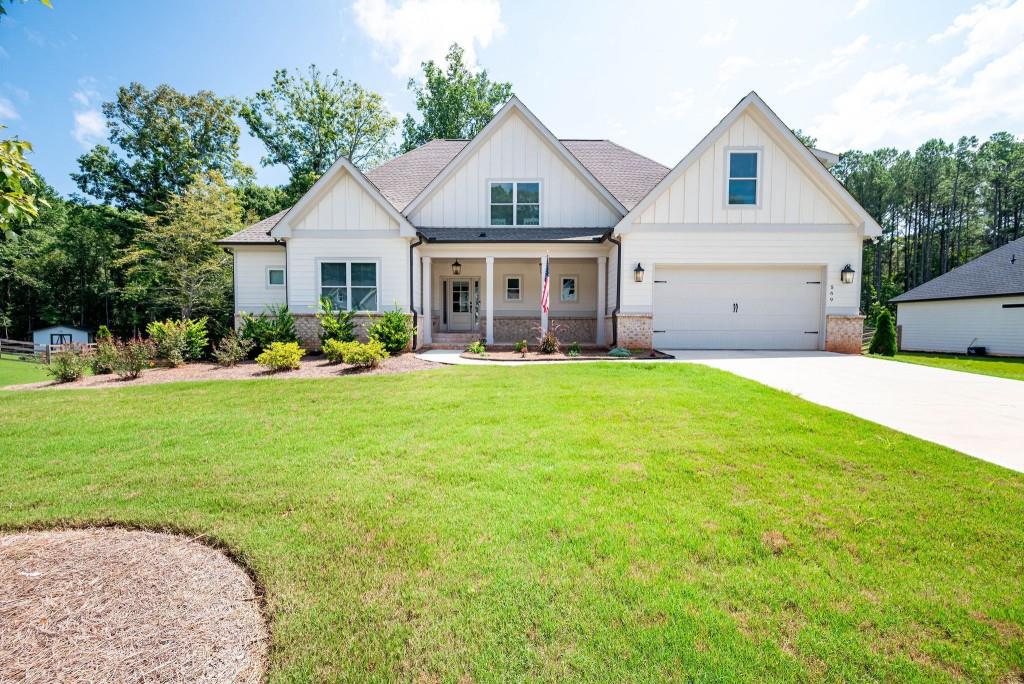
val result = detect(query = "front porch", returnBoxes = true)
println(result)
[416,242,613,348]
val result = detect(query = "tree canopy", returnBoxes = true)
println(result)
[401,44,513,153]
[72,83,249,215]
[241,66,398,195]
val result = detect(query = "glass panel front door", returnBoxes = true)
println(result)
[446,278,475,331]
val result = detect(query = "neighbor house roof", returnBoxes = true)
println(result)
[219,135,670,245]
[417,227,609,243]
[891,236,1024,303]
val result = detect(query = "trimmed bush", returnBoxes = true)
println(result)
[321,338,348,364]
[466,340,486,354]
[240,305,298,356]
[95,325,113,343]
[213,331,254,367]
[608,347,631,358]
[342,340,389,368]
[317,297,356,344]
[868,308,897,356]
[115,337,155,380]
[47,350,87,383]
[91,339,119,374]
[367,309,411,353]
[256,341,305,372]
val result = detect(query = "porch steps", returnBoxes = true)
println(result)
[425,332,484,350]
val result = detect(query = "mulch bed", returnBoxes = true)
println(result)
[4,353,442,391]
[460,349,674,362]
[0,528,267,684]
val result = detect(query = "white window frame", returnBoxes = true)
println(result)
[266,266,286,288]
[504,274,523,302]
[488,180,542,227]
[724,147,763,209]
[559,275,579,302]
[315,259,381,313]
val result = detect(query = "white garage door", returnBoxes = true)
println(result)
[652,266,823,350]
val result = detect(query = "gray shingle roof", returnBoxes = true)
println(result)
[417,227,609,242]
[219,137,671,244]
[891,236,1024,303]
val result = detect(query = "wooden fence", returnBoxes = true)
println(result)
[0,338,97,363]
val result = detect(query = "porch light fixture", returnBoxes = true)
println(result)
[840,264,855,284]
[451,259,462,275]
[633,263,645,283]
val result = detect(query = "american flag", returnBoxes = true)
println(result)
[540,259,550,314]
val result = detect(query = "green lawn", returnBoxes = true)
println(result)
[1,364,1022,682]
[0,354,50,387]
[873,351,1024,381]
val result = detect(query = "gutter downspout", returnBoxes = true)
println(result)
[409,234,423,349]
[608,234,622,347]
[274,237,288,314]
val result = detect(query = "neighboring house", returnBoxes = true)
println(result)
[219,92,880,352]
[31,324,94,347]
[891,236,1024,356]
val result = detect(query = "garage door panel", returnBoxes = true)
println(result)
[652,266,822,350]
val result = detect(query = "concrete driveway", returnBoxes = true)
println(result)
[665,351,1024,473]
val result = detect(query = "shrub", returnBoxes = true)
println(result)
[514,339,528,356]
[321,338,348,364]
[256,341,305,372]
[367,309,411,353]
[240,305,298,356]
[146,317,208,365]
[466,340,486,354]
[115,337,155,380]
[213,331,254,367]
[95,325,113,342]
[341,340,389,368]
[47,350,87,383]
[317,297,356,344]
[868,308,897,356]
[608,347,631,358]
[567,341,582,358]
[91,339,119,374]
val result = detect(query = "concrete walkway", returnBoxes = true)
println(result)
[664,350,1024,473]
[418,349,1024,473]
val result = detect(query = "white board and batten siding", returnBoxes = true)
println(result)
[289,169,399,232]
[234,246,286,314]
[409,111,619,229]
[897,296,1024,356]
[285,238,409,314]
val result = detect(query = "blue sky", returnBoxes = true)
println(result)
[2,0,1022,197]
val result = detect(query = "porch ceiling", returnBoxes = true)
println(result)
[416,227,610,243]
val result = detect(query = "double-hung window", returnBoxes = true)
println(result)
[504,275,522,302]
[320,261,378,312]
[727,150,759,206]
[490,181,540,226]
[560,276,578,302]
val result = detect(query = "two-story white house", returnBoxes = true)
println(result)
[219,92,881,352]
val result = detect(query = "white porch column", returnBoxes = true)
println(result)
[540,254,550,334]
[421,256,432,345]
[485,256,495,345]
[596,256,607,346]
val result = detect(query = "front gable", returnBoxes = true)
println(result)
[272,156,415,238]
[619,92,882,236]
[406,98,624,229]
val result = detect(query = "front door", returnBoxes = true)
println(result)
[445,278,478,332]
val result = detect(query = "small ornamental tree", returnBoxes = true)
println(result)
[868,308,897,356]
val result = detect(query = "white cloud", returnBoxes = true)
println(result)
[655,89,695,120]
[699,18,736,46]
[0,96,19,120]
[718,56,755,82]
[784,34,869,93]
[353,0,504,77]
[812,0,1024,149]
[848,0,874,16]
[72,109,105,147]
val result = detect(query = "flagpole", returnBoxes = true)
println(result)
[540,252,550,334]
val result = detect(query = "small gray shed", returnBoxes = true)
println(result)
[31,325,94,347]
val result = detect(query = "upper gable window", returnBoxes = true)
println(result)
[490,182,540,226]
[727,151,759,206]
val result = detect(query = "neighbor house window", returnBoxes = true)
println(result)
[727,150,759,205]
[505,275,522,301]
[320,261,378,312]
[267,267,285,287]
[490,181,540,226]
[560,276,578,302]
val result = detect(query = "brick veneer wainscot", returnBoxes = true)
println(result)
[616,313,653,349]
[824,314,866,354]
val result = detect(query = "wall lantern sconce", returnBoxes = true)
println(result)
[451,259,462,275]
[633,263,645,283]
[840,264,855,284]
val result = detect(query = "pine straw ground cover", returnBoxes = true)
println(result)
[1,363,1023,682]
[0,528,266,683]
